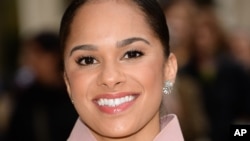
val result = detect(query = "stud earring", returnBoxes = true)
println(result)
[163,81,173,95]
[69,93,74,104]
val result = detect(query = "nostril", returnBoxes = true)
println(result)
[115,82,121,85]
[102,80,123,88]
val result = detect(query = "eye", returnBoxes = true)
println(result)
[76,56,98,66]
[123,50,144,59]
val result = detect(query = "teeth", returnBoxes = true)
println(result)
[97,95,135,107]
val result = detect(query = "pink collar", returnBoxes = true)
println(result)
[68,114,184,141]
[154,114,184,141]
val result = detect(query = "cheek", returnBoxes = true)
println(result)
[128,57,164,101]
[128,57,164,123]
[69,70,93,95]
[138,65,163,91]
[67,70,102,125]
[66,69,96,111]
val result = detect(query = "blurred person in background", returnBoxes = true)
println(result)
[163,0,196,69]
[227,28,250,123]
[179,6,250,141]
[228,29,250,74]
[4,32,77,141]
[162,1,209,140]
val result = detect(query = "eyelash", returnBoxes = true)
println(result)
[123,49,144,59]
[76,56,98,66]
[75,49,144,66]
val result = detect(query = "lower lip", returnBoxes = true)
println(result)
[95,97,138,114]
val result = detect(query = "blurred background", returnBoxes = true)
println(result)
[0,0,249,141]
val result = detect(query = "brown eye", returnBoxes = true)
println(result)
[76,56,98,66]
[124,50,144,59]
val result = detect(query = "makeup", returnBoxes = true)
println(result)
[93,92,139,114]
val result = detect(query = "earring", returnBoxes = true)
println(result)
[163,81,173,95]
[70,93,74,104]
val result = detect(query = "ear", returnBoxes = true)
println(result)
[163,53,178,82]
[64,72,72,100]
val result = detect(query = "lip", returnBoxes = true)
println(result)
[93,92,140,114]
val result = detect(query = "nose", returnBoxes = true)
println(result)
[97,62,126,89]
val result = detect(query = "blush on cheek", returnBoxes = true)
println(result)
[137,62,164,93]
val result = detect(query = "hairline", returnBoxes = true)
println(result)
[64,0,166,56]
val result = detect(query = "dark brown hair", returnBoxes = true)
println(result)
[60,0,170,59]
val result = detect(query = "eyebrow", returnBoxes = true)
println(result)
[69,44,97,56]
[69,37,150,56]
[117,37,150,48]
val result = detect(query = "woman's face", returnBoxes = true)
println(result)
[64,1,177,140]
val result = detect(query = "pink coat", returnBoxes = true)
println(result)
[68,114,184,141]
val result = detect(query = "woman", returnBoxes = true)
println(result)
[60,0,183,140]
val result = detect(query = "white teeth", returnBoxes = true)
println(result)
[97,95,135,107]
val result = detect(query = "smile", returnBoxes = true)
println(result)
[97,95,135,107]
[94,93,139,114]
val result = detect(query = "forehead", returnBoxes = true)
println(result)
[75,0,142,20]
[66,0,155,45]
[75,1,141,25]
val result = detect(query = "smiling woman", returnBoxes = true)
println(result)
[60,0,183,141]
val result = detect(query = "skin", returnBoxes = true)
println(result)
[63,1,177,141]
